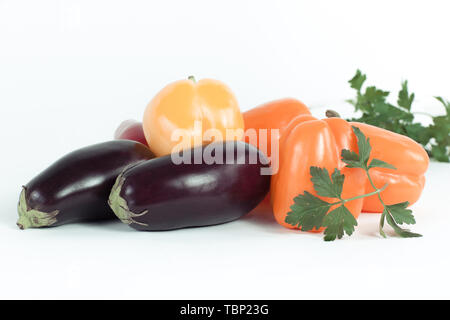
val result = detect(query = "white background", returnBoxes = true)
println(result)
[0,0,449,299]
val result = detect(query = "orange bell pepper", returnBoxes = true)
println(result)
[348,122,429,212]
[143,77,244,156]
[243,98,311,158]
[271,116,366,230]
[270,115,429,230]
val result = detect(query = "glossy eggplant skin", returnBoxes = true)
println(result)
[17,140,155,229]
[108,141,271,231]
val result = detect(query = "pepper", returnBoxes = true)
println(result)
[243,98,311,158]
[271,116,366,230]
[348,122,429,212]
[270,115,429,230]
[143,77,244,156]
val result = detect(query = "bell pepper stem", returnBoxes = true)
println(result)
[325,110,341,118]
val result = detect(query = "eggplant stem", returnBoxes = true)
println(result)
[17,187,59,229]
[108,174,149,227]
[118,205,149,226]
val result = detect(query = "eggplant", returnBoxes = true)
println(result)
[108,141,271,231]
[17,140,155,229]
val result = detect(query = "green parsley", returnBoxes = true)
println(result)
[285,126,422,241]
[346,70,450,162]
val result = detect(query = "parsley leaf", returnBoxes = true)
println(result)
[348,69,366,91]
[285,166,359,239]
[341,125,373,169]
[310,167,344,199]
[368,158,396,170]
[352,126,371,165]
[285,165,361,240]
[386,202,416,225]
[323,205,357,241]
[340,149,360,168]
[385,210,422,238]
[397,80,415,111]
[431,145,449,162]
[435,96,450,115]
[285,192,331,231]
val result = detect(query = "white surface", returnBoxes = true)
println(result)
[1,0,450,299]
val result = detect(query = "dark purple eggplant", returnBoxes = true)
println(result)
[108,141,271,231]
[17,140,155,229]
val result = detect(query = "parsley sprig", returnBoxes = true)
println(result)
[346,70,450,162]
[285,126,422,241]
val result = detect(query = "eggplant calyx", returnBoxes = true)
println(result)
[17,187,59,229]
[108,174,149,227]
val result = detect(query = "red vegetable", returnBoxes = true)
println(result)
[114,120,148,146]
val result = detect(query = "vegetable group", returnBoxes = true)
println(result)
[17,73,435,241]
[17,141,155,229]
[108,141,270,230]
